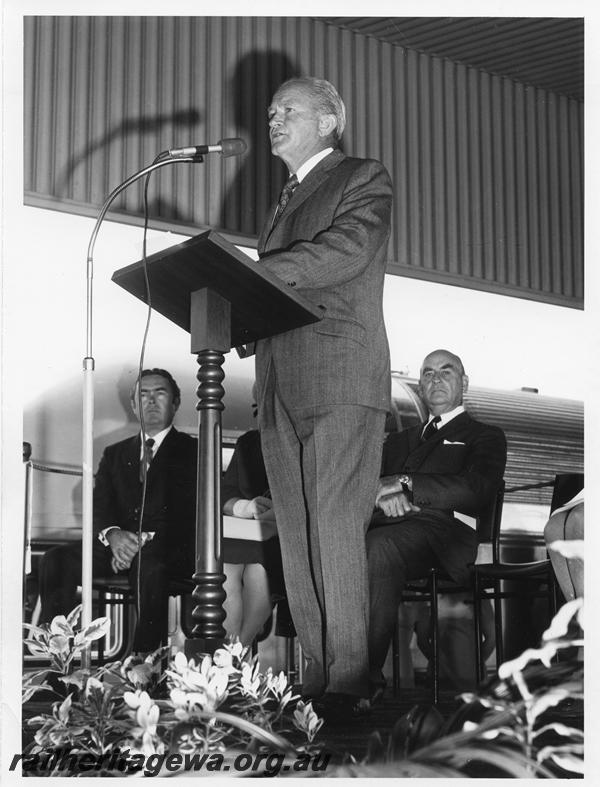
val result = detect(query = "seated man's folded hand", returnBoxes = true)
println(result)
[232,495,273,519]
[111,555,132,573]
[107,529,140,566]
[375,475,404,506]
[255,503,276,523]
[377,492,421,518]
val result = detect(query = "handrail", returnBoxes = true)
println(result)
[504,480,555,494]
[27,460,83,478]
[22,454,83,578]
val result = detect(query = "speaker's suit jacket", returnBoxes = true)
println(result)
[372,411,507,583]
[254,149,393,697]
[255,148,392,410]
[93,427,197,554]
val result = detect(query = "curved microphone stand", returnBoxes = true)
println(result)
[80,154,198,668]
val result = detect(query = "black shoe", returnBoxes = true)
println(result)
[314,692,371,725]
[368,672,387,705]
[370,684,386,706]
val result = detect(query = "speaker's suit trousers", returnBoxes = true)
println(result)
[259,377,385,698]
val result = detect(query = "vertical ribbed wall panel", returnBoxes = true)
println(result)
[24,16,583,307]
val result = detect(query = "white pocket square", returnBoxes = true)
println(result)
[443,439,466,445]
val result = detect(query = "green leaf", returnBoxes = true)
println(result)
[64,668,96,690]
[48,634,70,655]
[538,743,584,773]
[426,743,555,778]
[57,694,73,723]
[49,615,73,637]
[76,617,111,645]
[365,730,385,763]
[23,623,49,638]
[66,605,82,628]
[530,687,570,721]
[24,640,49,657]
[183,709,296,753]
[22,684,52,703]
[533,722,584,741]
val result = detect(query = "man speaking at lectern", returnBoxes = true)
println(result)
[253,76,393,722]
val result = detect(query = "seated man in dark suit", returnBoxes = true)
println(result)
[367,349,507,696]
[39,368,197,653]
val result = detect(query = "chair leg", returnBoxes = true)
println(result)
[430,571,439,705]
[391,619,400,697]
[97,589,107,665]
[493,581,504,668]
[473,573,484,686]
[549,571,558,619]
[285,636,297,686]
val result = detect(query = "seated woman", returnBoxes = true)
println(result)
[544,488,584,601]
[222,425,284,646]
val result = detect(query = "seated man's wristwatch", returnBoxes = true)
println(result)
[398,474,412,494]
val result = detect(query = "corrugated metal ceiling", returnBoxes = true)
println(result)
[317,17,584,101]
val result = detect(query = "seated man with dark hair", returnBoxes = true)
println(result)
[367,349,507,697]
[39,368,197,653]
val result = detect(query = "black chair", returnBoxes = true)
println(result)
[94,576,300,683]
[93,575,195,663]
[393,484,504,704]
[472,473,583,684]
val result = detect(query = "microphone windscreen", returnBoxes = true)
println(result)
[220,138,247,157]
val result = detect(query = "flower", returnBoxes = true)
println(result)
[293,700,323,743]
[124,690,161,755]
[23,611,325,768]
[84,676,104,698]
[239,660,262,698]
[166,651,229,713]
[213,640,246,673]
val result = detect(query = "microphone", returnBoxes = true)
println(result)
[167,138,247,158]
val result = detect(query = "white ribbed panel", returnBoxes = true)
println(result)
[24,16,583,306]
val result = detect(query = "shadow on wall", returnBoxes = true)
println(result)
[220,50,302,236]
[56,109,202,220]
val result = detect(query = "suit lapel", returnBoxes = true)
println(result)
[406,412,472,466]
[285,150,345,217]
[121,435,142,485]
[436,411,471,440]
[259,150,346,251]
[407,425,423,453]
[146,427,178,477]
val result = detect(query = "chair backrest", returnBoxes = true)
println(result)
[476,481,505,562]
[550,473,584,513]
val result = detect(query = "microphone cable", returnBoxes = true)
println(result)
[132,155,170,637]
[131,152,198,644]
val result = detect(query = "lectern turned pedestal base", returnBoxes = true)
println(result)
[111,230,323,659]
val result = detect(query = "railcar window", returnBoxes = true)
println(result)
[390,375,427,431]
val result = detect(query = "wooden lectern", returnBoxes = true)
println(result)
[112,230,322,657]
